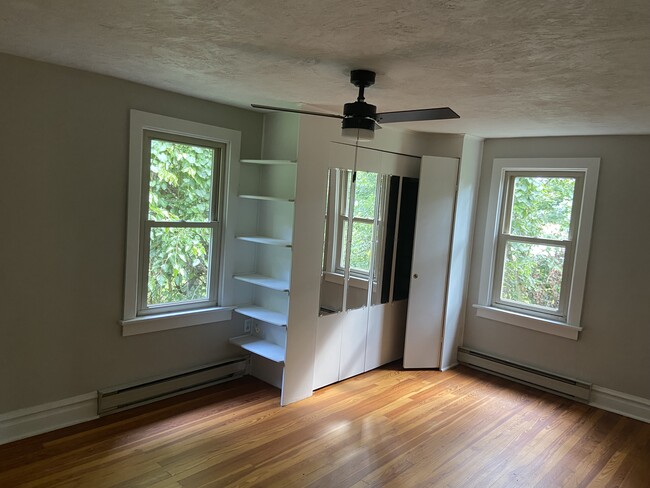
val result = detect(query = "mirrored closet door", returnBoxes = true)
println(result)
[313,145,420,389]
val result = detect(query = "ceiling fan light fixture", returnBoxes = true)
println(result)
[341,116,375,141]
[341,126,375,141]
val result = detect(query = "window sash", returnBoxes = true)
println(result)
[335,216,375,276]
[491,171,584,320]
[492,235,572,318]
[137,131,225,315]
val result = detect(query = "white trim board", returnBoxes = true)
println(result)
[590,386,650,424]
[0,392,98,445]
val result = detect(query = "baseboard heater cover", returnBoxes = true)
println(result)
[97,356,248,415]
[457,347,591,402]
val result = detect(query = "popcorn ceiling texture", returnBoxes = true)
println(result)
[1,0,649,137]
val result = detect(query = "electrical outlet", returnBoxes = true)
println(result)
[244,319,252,333]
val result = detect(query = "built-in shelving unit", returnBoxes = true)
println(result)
[236,236,292,247]
[235,305,288,327]
[230,156,296,374]
[229,335,285,364]
[233,273,290,292]
[240,159,296,166]
[238,194,294,202]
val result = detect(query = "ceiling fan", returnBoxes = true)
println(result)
[252,69,459,141]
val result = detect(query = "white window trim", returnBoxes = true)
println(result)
[121,110,241,336]
[475,157,600,340]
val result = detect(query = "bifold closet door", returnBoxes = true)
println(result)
[403,156,459,369]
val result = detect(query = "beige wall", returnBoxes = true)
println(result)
[464,135,650,399]
[0,53,264,412]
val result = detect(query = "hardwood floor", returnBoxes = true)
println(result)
[1,364,649,487]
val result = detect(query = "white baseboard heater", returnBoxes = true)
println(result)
[457,347,591,402]
[97,356,249,415]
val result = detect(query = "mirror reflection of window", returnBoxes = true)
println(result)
[372,175,399,305]
[338,170,377,277]
[319,169,344,315]
[318,168,418,316]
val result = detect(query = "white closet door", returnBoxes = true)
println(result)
[313,313,344,390]
[339,307,369,380]
[365,300,408,371]
[403,156,459,368]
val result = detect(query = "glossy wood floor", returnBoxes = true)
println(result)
[2,364,649,487]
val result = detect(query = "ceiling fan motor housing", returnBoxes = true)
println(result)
[342,115,376,131]
[343,100,377,131]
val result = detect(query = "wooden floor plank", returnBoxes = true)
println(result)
[1,364,649,488]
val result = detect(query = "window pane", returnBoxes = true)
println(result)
[339,219,348,270]
[353,171,377,219]
[148,139,214,222]
[340,220,373,273]
[147,227,211,306]
[501,241,565,311]
[509,176,576,240]
[341,171,351,218]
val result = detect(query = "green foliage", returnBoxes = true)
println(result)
[147,228,211,305]
[502,242,565,309]
[338,171,378,273]
[501,176,576,310]
[509,176,575,240]
[148,140,214,222]
[341,220,374,272]
[353,171,377,219]
[146,139,215,306]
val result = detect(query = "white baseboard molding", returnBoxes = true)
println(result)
[590,386,650,424]
[0,392,98,445]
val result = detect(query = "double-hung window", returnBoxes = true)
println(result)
[323,169,380,280]
[122,111,241,335]
[336,170,378,277]
[140,131,224,314]
[476,158,600,340]
[492,171,583,320]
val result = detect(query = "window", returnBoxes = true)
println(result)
[337,170,378,277]
[476,158,600,340]
[323,169,381,280]
[139,132,224,314]
[122,111,241,336]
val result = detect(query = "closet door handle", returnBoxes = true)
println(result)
[413,273,418,279]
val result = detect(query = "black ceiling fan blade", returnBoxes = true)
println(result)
[251,104,344,119]
[376,107,460,124]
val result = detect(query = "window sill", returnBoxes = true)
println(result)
[473,305,582,340]
[120,306,234,336]
[323,272,369,290]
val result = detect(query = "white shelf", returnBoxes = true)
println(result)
[240,159,296,166]
[229,335,285,364]
[236,235,292,247]
[233,274,290,292]
[236,306,288,327]
[239,194,295,203]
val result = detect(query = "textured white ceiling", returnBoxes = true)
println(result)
[1,0,649,137]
